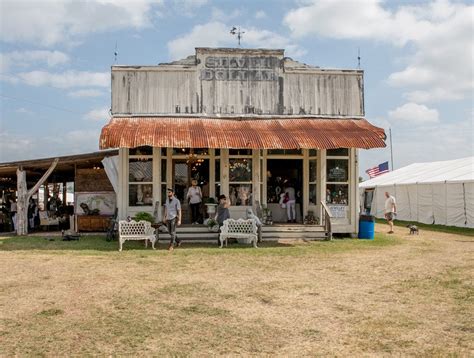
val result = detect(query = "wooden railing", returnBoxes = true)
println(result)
[321,201,333,240]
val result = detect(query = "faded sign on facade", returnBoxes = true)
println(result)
[200,56,279,81]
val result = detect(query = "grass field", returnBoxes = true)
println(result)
[1,223,473,356]
[375,217,474,237]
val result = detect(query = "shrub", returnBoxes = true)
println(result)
[207,218,218,228]
[204,197,216,204]
[133,212,154,223]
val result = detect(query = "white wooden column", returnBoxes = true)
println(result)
[318,149,327,221]
[221,149,229,197]
[350,148,358,233]
[153,147,161,206]
[302,149,309,219]
[166,148,173,189]
[209,149,215,199]
[262,150,267,207]
[252,149,260,207]
[117,148,129,220]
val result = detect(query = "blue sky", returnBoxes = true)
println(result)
[0,0,472,177]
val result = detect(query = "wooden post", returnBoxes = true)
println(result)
[16,158,59,236]
[62,181,67,205]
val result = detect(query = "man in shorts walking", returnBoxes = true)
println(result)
[164,188,182,250]
[384,191,397,234]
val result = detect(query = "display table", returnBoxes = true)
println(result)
[77,215,111,232]
[267,203,302,223]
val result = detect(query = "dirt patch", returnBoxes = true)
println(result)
[0,223,472,356]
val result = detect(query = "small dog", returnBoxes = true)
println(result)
[406,224,419,235]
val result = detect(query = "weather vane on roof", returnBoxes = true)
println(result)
[230,26,245,47]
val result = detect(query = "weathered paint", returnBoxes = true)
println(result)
[111,48,364,116]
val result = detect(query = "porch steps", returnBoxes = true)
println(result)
[262,225,327,241]
[157,224,328,242]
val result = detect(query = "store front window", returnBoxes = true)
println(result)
[309,157,317,206]
[228,157,252,206]
[326,149,350,218]
[128,154,153,207]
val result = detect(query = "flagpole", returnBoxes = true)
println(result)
[389,127,394,171]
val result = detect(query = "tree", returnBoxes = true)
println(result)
[16,158,59,236]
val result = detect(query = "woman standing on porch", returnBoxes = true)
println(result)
[186,179,202,224]
[284,182,296,223]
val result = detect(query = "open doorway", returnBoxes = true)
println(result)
[172,159,209,224]
[266,159,303,223]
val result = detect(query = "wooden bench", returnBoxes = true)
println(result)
[219,218,258,248]
[118,220,156,252]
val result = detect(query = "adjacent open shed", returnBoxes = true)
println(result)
[360,157,474,228]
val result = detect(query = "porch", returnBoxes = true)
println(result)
[100,116,386,236]
[154,223,329,242]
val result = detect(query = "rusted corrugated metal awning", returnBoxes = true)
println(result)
[99,116,386,150]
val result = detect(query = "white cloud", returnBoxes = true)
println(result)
[284,0,474,103]
[168,22,229,59]
[360,114,473,175]
[16,70,109,89]
[210,7,241,22]
[15,107,34,115]
[83,107,110,121]
[0,129,102,162]
[177,0,208,8]
[255,10,266,19]
[388,102,439,124]
[0,132,33,161]
[0,0,162,46]
[244,28,306,58]
[168,21,305,60]
[391,119,473,168]
[68,89,105,98]
[1,50,70,72]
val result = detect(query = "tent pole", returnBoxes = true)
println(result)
[389,127,394,171]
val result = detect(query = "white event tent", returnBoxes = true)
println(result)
[360,157,474,228]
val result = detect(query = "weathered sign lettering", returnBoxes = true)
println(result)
[328,204,348,218]
[201,56,279,81]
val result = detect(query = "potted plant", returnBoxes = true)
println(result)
[204,197,217,216]
[206,218,219,232]
[133,211,154,224]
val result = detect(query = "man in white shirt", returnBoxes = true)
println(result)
[384,191,397,234]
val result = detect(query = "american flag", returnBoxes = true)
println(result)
[366,161,389,178]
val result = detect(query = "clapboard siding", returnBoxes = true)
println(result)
[200,78,280,114]
[111,49,364,116]
[112,69,196,114]
[283,72,364,116]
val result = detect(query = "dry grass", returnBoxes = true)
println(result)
[0,223,473,356]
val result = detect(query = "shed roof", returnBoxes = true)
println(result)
[0,150,118,187]
[360,157,474,187]
[99,116,386,150]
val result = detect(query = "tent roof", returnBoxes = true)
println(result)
[360,157,474,188]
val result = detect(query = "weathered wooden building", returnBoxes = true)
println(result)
[100,48,385,236]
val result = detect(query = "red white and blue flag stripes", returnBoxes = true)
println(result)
[366,161,389,178]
